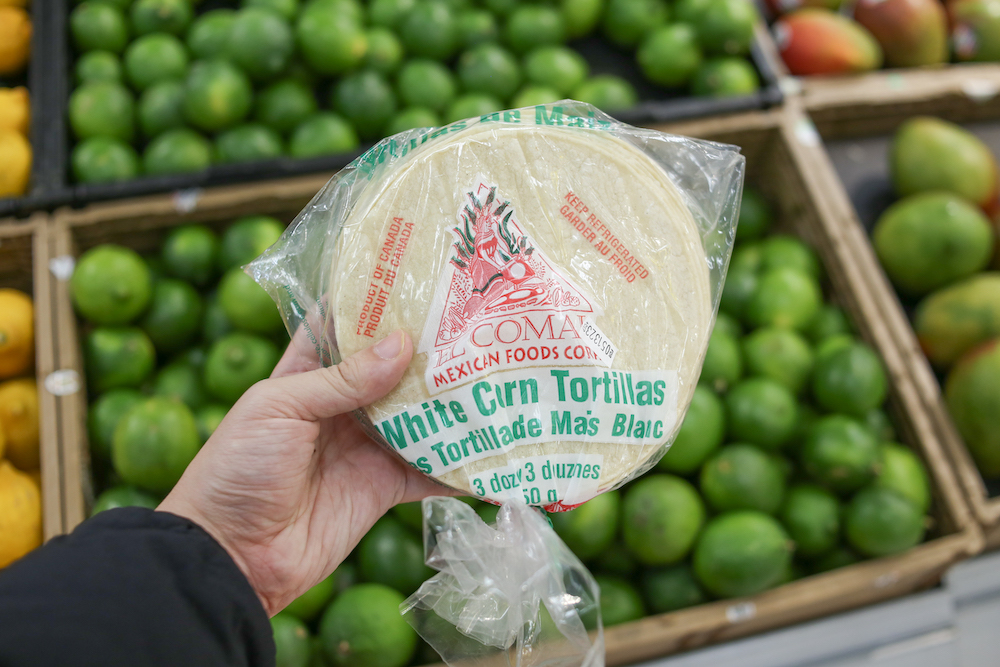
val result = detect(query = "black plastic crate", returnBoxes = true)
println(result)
[44,0,782,210]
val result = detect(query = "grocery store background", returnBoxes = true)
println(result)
[2,0,1000,665]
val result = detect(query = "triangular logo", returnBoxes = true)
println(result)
[419,175,603,393]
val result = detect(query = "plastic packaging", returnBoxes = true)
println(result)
[251,101,743,667]
[251,101,743,510]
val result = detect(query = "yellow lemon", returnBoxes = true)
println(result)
[0,289,34,379]
[0,8,31,76]
[0,130,30,196]
[0,87,29,136]
[0,460,41,568]
[0,0,29,8]
[0,379,39,470]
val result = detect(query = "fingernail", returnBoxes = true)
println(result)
[374,331,404,360]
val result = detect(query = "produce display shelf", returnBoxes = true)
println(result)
[0,213,63,540]
[799,84,1000,550]
[41,1,782,213]
[49,172,330,529]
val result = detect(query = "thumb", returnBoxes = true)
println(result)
[260,330,413,421]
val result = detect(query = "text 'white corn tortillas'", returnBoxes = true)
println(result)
[331,116,714,510]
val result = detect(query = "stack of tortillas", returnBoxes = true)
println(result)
[331,116,713,509]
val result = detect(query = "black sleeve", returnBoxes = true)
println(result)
[0,508,275,667]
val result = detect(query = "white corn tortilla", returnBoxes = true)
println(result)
[331,120,713,506]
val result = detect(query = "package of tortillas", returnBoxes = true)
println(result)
[250,101,744,667]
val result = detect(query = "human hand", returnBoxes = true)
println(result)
[158,330,450,616]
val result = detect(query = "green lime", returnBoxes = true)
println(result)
[307,0,364,22]
[370,0,415,28]
[244,0,299,21]
[811,546,859,574]
[549,490,619,560]
[701,443,786,514]
[746,267,822,332]
[637,24,702,87]
[845,487,924,557]
[187,9,236,59]
[124,33,188,91]
[692,511,792,598]
[272,612,311,667]
[484,0,519,16]
[443,93,502,123]
[182,59,253,133]
[524,46,587,96]
[143,129,212,175]
[641,564,706,614]
[215,124,284,164]
[699,328,743,393]
[358,516,433,595]
[714,312,743,339]
[811,341,887,417]
[76,51,123,84]
[130,0,192,36]
[162,224,218,287]
[112,396,200,493]
[456,9,498,47]
[511,86,561,107]
[72,2,129,53]
[385,108,439,135]
[759,235,822,281]
[562,0,604,38]
[505,6,566,54]
[226,7,294,81]
[139,278,203,353]
[807,304,852,344]
[255,79,318,135]
[865,408,896,443]
[594,576,645,626]
[457,44,520,100]
[675,0,711,23]
[393,501,423,532]
[622,474,705,565]
[602,0,667,47]
[289,113,359,158]
[725,377,798,450]
[363,28,404,74]
[691,57,759,96]
[72,137,140,184]
[204,332,280,403]
[875,442,930,513]
[474,501,499,524]
[690,0,756,56]
[220,216,285,271]
[218,267,284,335]
[815,333,854,363]
[88,388,145,463]
[138,80,185,138]
[779,483,839,559]
[397,60,456,113]
[195,403,227,442]
[90,485,160,516]
[742,327,814,395]
[399,1,458,61]
[154,361,208,409]
[319,584,416,667]
[284,573,337,622]
[801,415,880,494]
[202,292,234,343]
[573,75,637,112]
[658,384,724,474]
[72,245,152,325]
[69,81,135,142]
[736,187,772,241]
[332,71,397,140]
[719,261,758,321]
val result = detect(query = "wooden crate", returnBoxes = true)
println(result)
[50,173,332,530]
[0,214,62,540]
[576,108,981,665]
[791,87,1000,549]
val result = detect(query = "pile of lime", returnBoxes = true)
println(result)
[67,0,762,184]
[73,216,288,512]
